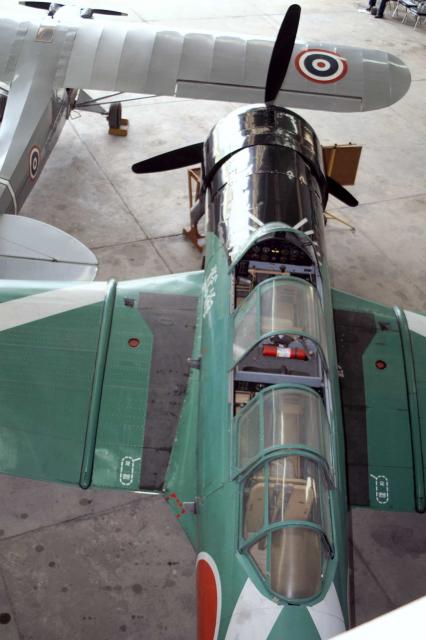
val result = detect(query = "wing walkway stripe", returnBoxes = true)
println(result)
[0,283,107,331]
[224,579,283,639]
[405,310,426,338]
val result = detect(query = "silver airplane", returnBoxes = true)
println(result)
[0,0,410,278]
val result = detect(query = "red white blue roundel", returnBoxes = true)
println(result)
[29,145,41,180]
[295,49,348,84]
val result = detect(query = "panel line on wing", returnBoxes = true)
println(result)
[176,77,363,100]
[0,254,97,266]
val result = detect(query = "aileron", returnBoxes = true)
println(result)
[333,289,426,513]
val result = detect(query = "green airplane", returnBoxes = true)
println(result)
[0,5,419,639]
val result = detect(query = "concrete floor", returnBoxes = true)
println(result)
[0,0,425,638]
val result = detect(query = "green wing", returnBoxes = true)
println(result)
[0,272,203,493]
[333,289,426,513]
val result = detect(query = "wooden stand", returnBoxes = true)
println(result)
[325,210,356,233]
[187,167,201,207]
[108,118,129,137]
[323,143,361,232]
[184,167,205,252]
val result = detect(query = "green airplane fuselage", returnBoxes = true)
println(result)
[166,104,350,639]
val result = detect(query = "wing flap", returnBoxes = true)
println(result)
[92,275,202,492]
[332,289,424,512]
[175,80,363,112]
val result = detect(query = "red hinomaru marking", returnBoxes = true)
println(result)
[197,559,218,640]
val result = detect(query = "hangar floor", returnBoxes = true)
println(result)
[0,0,425,638]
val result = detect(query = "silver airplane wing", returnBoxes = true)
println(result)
[0,13,411,116]
[59,20,410,112]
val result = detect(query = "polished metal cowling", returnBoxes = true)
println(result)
[204,105,327,257]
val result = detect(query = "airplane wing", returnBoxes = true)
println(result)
[333,289,426,514]
[0,13,407,114]
[59,20,410,112]
[1,269,424,517]
[0,271,202,494]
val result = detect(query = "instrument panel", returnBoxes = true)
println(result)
[241,238,312,266]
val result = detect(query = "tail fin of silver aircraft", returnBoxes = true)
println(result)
[0,214,97,280]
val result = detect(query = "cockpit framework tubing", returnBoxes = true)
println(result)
[232,275,329,368]
[231,228,337,604]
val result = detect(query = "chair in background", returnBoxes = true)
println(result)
[387,0,398,12]
[404,0,426,26]
[392,0,418,20]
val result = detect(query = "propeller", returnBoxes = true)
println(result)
[19,1,59,9]
[327,177,358,207]
[131,5,301,176]
[131,4,358,215]
[19,1,128,17]
[264,4,301,104]
[132,5,301,177]
[132,143,204,174]
[81,8,128,17]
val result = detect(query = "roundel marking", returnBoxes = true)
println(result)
[29,146,41,181]
[295,49,348,84]
[196,552,221,640]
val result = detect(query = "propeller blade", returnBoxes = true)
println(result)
[19,2,127,15]
[327,177,359,207]
[264,4,301,104]
[132,143,204,174]
[18,1,59,8]
[91,8,128,16]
